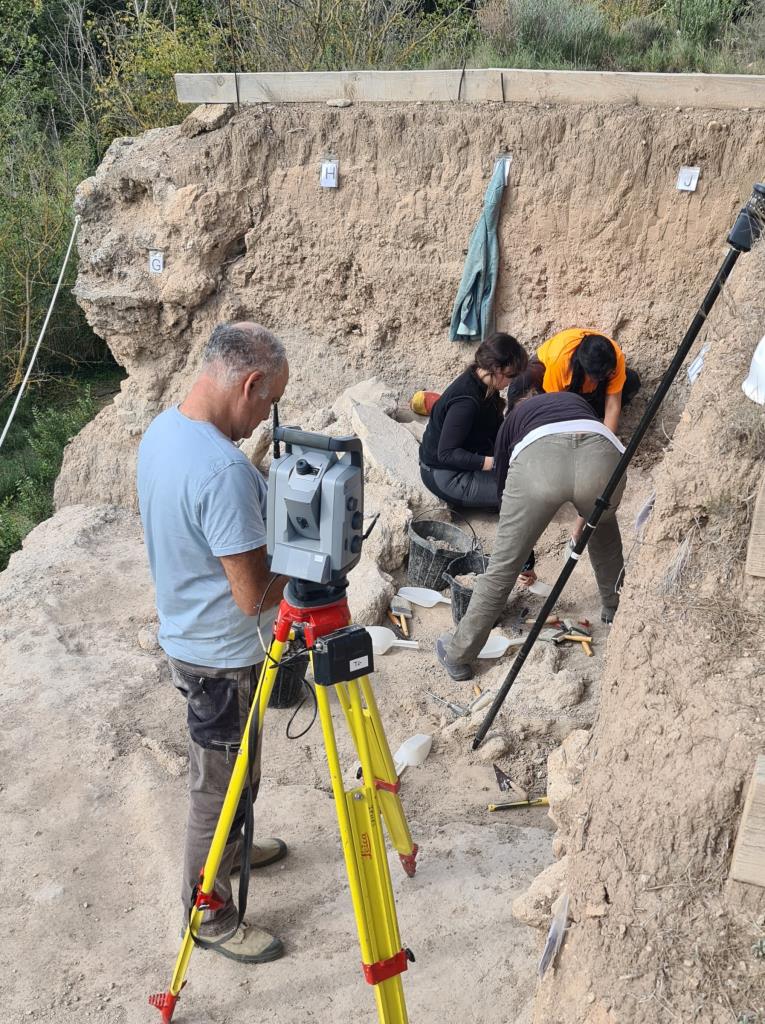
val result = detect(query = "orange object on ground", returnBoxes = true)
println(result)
[410,390,441,416]
[537,328,626,395]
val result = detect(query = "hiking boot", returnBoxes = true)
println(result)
[231,837,288,874]
[435,635,474,682]
[200,921,284,965]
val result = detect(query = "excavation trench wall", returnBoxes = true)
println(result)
[60,100,764,507]
[535,241,765,1024]
[59,99,765,1023]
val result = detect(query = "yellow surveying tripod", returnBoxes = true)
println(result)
[150,579,418,1023]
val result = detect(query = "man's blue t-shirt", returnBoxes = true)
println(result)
[137,407,276,669]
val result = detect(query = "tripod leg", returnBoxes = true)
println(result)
[151,636,287,1022]
[336,677,418,876]
[315,680,410,1024]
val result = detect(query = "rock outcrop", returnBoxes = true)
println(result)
[58,101,765,509]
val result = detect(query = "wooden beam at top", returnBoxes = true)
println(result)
[174,68,765,110]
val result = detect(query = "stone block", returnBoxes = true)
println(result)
[351,402,434,510]
[347,555,394,626]
[333,377,398,420]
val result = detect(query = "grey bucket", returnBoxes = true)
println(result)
[443,550,490,625]
[406,510,475,590]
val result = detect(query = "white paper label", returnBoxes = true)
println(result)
[320,160,339,188]
[349,655,369,672]
[148,250,164,273]
[676,166,700,192]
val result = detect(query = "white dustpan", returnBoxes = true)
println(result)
[365,626,420,656]
[527,580,553,598]
[743,335,765,404]
[397,586,450,608]
[476,632,523,659]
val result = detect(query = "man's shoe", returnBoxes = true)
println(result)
[231,837,288,874]
[435,635,474,682]
[202,922,284,965]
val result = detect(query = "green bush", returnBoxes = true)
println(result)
[664,0,743,43]
[0,386,96,570]
[619,13,671,52]
[496,0,610,66]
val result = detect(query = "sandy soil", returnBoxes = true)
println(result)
[0,438,654,1023]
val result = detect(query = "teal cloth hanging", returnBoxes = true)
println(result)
[449,159,507,343]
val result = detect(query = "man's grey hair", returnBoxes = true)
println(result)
[201,322,286,391]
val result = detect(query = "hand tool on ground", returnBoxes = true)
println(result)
[487,797,549,811]
[365,625,420,656]
[539,627,567,643]
[492,763,529,801]
[473,183,765,749]
[538,893,570,978]
[426,690,468,717]
[390,595,413,637]
[467,689,495,714]
[525,615,563,627]
[565,622,591,637]
[582,641,593,657]
[397,586,450,608]
[386,610,406,638]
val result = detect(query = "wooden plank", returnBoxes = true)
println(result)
[745,471,765,577]
[730,755,765,888]
[235,69,501,104]
[175,73,238,104]
[500,68,765,109]
[175,68,765,110]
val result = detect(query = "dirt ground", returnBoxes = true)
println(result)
[0,432,655,1023]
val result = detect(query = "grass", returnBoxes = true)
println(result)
[0,370,121,571]
[469,0,765,74]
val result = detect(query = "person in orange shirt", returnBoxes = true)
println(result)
[507,328,640,434]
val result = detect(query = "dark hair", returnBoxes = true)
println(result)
[469,333,528,399]
[568,334,616,395]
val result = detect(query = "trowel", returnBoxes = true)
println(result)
[396,586,450,608]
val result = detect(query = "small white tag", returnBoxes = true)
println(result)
[148,250,164,273]
[349,655,369,672]
[320,159,339,188]
[676,166,700,192]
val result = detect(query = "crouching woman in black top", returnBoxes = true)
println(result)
[419,333,528,510]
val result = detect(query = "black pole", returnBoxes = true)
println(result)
[472,185,765,750]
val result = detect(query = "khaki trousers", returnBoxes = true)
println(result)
[447,433,626,665]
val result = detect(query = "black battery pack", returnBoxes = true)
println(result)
[312,626,374,686]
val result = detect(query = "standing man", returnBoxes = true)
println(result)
[436,390,627,682]
[137,322,289,963]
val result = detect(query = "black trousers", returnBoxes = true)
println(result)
[420,463,500,511]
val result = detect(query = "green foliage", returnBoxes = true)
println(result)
[505,0,610,65]
[0,383,96,570]
[95,15,226,137]
[0,77,93,400]
[223,0,474,73]
[472,0,765,71]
